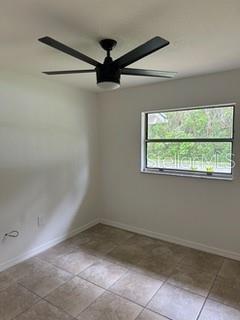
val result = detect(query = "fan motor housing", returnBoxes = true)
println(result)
[96,64,121,85]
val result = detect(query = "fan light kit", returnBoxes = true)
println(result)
[97,81,120,90]
[38,36,177,90]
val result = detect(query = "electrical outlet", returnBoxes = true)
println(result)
[37,215,45,226]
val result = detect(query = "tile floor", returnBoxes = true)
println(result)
[0,223,240,320]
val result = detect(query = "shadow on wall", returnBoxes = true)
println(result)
[0,74,96,266]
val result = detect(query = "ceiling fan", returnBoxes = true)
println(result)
[38,36,176,90]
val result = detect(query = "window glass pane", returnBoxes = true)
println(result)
[147,142,232,174]
[147,106,234,139]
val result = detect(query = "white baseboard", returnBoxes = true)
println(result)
[100,218,240,261]
[2,217,239,272]
[0,218,100,272]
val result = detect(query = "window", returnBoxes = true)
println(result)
[141,104,235,179]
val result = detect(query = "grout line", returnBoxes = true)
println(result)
[9,283,42,320]
[105,269,131,290]
[104,289,146,308]
[144,273,169,309]
[43,286,105,319]
[207,296,240,312]
[162,281,210,298]
[195,259,225,320]
[35,257,77,277]
[142,252,199,320]
[144,307,174,320]
[15,253,235,320]
[17,279,159,320]
[77,271,146,309]
[135,308,146,319]
[77,273,113,290]
[78,265,130,290]
[78,268,166,311]
[1,227,156,319]
[42,296,80,320]
[37,250,102,276]
[73,289,107,316]
[197,258,240,313]
[4,225,240,320]
[15,265,144,317]
[18,282,80,319]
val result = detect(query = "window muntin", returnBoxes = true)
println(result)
[143,104,235,178]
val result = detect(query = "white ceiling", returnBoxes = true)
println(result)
[1,0,240,92]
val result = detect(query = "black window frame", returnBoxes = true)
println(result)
[141,103,235,180]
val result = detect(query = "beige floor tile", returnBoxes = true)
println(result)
[2,225,240,320]
[18,260,72,297]
[79,226,104,238]
[110,271,163,306]
[180,250,223,274]
[6,257,45,281]
[149,242,191,262]
[46,277,104,317]
[148,283,205,320]
[127,235,190,261]
[67,232,94,247]
[37,240,77,264]
[106,243,146,267]
[0,270,16,291]
[15,299,73,320]
[198,299,240,320]
[79,260,127,288]
[102,228,134,244]
[132,254,178,281]
[87,224,134,244]
[136,309,169,320]
[82,224,117,238]
[78,291,142,320]
[78,239,117,258]
[53,250,97,274]
[0,283,39,320]
[126,234,163,250]
[219,259,240,282]
[209,277,240,310]
[86,223,112,234]
[167,264,216,296]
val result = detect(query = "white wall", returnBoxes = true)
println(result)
[99,69,240,259]
[1,68,240,270]
[0,73,99,270]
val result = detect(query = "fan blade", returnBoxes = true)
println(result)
[114,37,169,68]
[42,69,95,75]
[38,36,100,67]
[121,68,177,78]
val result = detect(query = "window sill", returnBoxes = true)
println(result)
[141,169,233,181]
